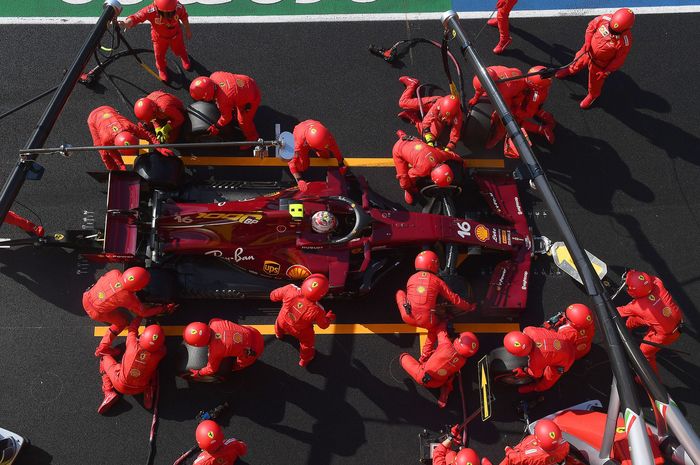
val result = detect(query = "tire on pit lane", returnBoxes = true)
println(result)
[176,342,235,383]
[489,346,533,385]
[182,101,240,155]
[133,151,185,190]
[462,101,494,149]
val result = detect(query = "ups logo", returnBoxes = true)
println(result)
[263,260,281,276]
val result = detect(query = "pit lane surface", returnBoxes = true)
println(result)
[1,13,699,465]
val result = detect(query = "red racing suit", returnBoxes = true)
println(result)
[100,318,166,396]
[515,87,556,138]
[271,284,333,364]
[4,211,42,236]
[519,326,576,393]
[553,317,594,361]
[396,271,474,361]
[87,105,159,170]
[145,90,186,143]
[193,438,248,465]
[617,276,682,372]
[196,319,265,376]
[289,119,344,176]
[127,2,190,75]
[398,83,462,150]
[494,0,518,42]
[392,134,462,193]
[499,434,570,465]
[434,444,494,465]
[209,71,261,141]
[83,269,168,349]
[561,14,633,100]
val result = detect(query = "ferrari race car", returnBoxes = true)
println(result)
[20,149,536,312]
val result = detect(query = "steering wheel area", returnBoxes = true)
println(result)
[326,196,373,245]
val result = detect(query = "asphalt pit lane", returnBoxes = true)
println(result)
[29,372,63,404]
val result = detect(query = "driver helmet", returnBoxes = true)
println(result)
[311,211,337,234]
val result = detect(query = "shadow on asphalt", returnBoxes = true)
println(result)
[15,443,53,465]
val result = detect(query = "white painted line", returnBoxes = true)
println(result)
[0,6,698,24]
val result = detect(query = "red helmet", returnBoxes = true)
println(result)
[472,68,499,92]
[565,303,594,329]
[139,324,165,352]
[121,267,150,291]
[455,448,481,465]
[504,331,532,357]
[414,250,439,273]
[305,123,331,150]
[134,98,157,122]
[431,163,454,187]
[437,95,460,120]
[301,273,329,301]
[626,270,653,298]
[609,8,635,33]
[183,322,211,347]
[155,0,178,12]
[196,420,223,453]
[114,131,139,156]
[535,419,563,451]
[190,76,216,102]
[526,66,551,90]
[454,332,479,358]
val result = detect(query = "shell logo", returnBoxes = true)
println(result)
[553,339,562,350]
[662,307,672,317]
[437,368,447,376]
[233,332,243,343]
[130,368,141,378]
[475,224,489,242]
[286,265,311,280]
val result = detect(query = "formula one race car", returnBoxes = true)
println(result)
[9,151,536,312]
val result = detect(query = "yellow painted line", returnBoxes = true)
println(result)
[419,333,428,355]
[94,322,519,337]
[122,156,503,170]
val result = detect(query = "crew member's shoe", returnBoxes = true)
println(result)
[98,391,119,415]
[542,126,556,145]
[579,94,596,109]
[487,18,498,27]
[397,110,419,125]
[438,383,453,408]
[404,190,415,206]
[493,37,512,55]
[95,344,122,358]
[158,69,168,82]
[181,56,192,71]
[299,356,314,367]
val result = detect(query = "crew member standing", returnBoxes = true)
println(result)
[289,120,347,192]
[514,67,556,145]
[133,91,186,143]
[503,327,576,393]
[120,0,192,82]
[98,317,166,414]
[392,130,461,205]
[271,274,335,367]
[555,8,634,109]
[87,105,173,171]
[193,420,248,465]
[397,76,463,151]
[189,72,261,142]
[616,270,683,373]
[499,420,570,465]
[400,331,479,408]
[83,267,176,357]
[486,0,518,54]
[396,250,475,363]
[183,319,265,377]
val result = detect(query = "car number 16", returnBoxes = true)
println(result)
[457,221,472,238]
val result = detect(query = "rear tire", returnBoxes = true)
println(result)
[176,342,235,383]
[463,102,494,148]
[133,152,184,190]
[489,346,532,385]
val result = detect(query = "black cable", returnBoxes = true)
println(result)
[13,200,43,228]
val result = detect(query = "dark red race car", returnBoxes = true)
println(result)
[13,153,535,312]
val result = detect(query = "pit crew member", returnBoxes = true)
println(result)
[97,317,166,414]
[83,267,176,357]
[189,72,261,142]
[400,331,479,408]
[289,120,347,192]
[120,0,192,82]
[499,419,570,465]
[3,211,44,236]
[555,9,634,109]
[133,91,186,143]
[392,130,462,205]
[486,0,518,54]
[87,105,173,171]
[514,67,556,145]
[194,420,248,465]
[544,303,595,360]
[616,270,683,373]
[396,250,476,362]
[271,273,335,367]
[435,430,493,465]
[397,76,463,151]
[503,327,576,393]
[183,319,265,377]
